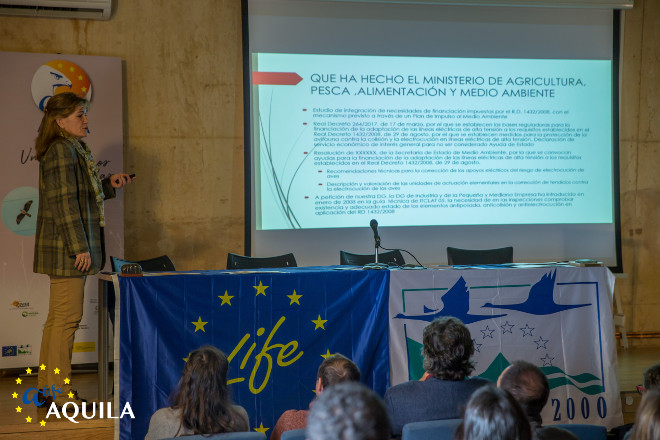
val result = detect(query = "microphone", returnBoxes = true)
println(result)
[370,219,381,247]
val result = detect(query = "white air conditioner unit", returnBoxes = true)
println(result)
[0,0,112,20]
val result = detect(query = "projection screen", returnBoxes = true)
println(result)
[244,0,622,269]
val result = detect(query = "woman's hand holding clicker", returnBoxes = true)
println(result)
[110,173,135,189]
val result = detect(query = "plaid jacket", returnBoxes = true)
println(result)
[33,138,115,277]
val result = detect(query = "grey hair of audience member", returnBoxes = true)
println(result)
[454,385,532,440]
[306,382,390,440]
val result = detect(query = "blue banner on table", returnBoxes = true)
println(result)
[119,268,390,440]
[388,266,623,429]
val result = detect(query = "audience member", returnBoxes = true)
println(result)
[384,317,490,438]
[498,360,577,440]
[642,362,660,392]
[271,353,361,440]
[307,382,390,440]
[144,345,249,439]
[454,385,532,440]
[629,387,660,440]
[615,362,660,440]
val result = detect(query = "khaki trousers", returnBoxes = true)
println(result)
[38,276,85,393]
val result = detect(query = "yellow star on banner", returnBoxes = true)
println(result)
[218,291,234,306]
[64,377,70,385]
[192,317,208,332]
[16,406,22,413]
[68,391,74,398]
[15,378,22,385]
[25,416,32,423]
[25,367,32,375]
[321,349,332,359]
[39,364,46,371]
[183,353,190,362]
[12,392,18,399]
[54,368,60,375]
[254,423,270,434]
[40,420,46,427]
[254,281,269,296]
[312,315,327,330]
[287,290,302,305]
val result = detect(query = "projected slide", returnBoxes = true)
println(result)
[253,53,612,231]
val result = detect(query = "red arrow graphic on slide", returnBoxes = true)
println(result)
[252,72,303,85]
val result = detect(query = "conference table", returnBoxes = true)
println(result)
[102,264,622,440]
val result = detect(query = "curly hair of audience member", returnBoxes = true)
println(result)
[307,382,390,440]
[422,317,475,380]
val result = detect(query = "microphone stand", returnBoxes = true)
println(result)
[375,238,380,264]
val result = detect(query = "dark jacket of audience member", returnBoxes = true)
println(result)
[307,382,390,440]
[384,317,490,438]
[144,345,249,439]
[271,353,361,440]
[498,360,577,440]
[629,387,660,440]
[454,385,532,440]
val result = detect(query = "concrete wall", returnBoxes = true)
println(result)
[0,0,657,344]
[618,0,660,345]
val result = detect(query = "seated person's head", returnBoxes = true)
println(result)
[497,360,549,421]
[316,353,361,393]
[643,363,660,391]
[307,382,390,440]
[455,385,532,440]
[173,345,246,434]
[630,387,660,440]
[422,316,474,380]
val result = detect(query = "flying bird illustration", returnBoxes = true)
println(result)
[16,200,33,224]
[481,270,591,315]
[394,276,506,324]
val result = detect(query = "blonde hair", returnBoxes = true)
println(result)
[35,92,89,161]
[631,388,660,440]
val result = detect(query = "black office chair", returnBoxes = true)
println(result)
[110,254,176,272]
[446,246,513,265]
[226,252,297,269]
[106,255,176,347]
[339,249,405,266]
